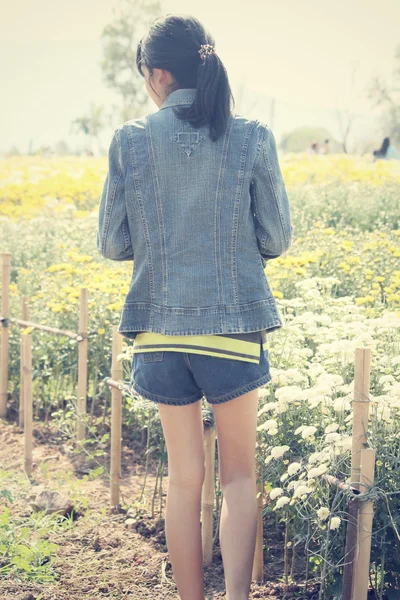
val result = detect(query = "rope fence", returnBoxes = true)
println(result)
[0,253,88,447]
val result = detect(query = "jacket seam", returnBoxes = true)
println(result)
[147,116,168,330]
[262,127,290,247]
[215,113,234,316]
[127,120,156,302]
[100,168,123,256]
[232,119,257,309]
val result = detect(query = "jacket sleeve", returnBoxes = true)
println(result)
[96,126,134,261]
[250,123,293,262]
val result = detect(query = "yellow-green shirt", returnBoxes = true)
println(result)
[132,330,268,364]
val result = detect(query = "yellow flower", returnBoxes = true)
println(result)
[97,328,105,335]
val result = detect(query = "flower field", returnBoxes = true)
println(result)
[1,153,400,597]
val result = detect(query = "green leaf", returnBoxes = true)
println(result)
[0,489,14,503]
[12,556,31,571]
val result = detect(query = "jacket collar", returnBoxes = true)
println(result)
[159,88,197,111]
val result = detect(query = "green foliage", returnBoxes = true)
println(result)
[100,0,161,122]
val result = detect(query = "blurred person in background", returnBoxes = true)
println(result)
[373,136,400,160]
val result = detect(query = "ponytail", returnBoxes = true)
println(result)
[136,14,234,141]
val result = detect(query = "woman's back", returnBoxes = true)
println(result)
[97,87,292,338]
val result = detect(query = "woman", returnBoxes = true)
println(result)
[97,14,293,600]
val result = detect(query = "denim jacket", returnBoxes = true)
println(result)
[96,88,293,340]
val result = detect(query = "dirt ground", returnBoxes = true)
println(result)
[0,418,318,600]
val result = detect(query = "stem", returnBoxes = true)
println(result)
[140,415,152,503]
[284,511,289,585]
[152,457,161,519]
[318,520,332,600]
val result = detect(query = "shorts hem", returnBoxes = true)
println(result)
[206,372,272,405]
[129,379,204,406]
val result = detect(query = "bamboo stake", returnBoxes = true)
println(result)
[110,326,123,506]
[350,348,372,487]
[23,333,33,477]
[19,296,29,428]
[0,252,11,418]
[10,317,83,341]
[342,347,372,600]
[353,448,376,600]
[252,479,264,582]
[76,288,88,441]
[202,424,216,565]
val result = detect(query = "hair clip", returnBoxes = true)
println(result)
[199,44,215,60]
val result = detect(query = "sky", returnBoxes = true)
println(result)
[1,0,399,154]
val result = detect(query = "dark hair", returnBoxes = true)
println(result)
[136,14,234,141]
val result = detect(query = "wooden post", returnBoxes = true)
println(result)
[342,347,372,600]
[19,296,29,428]
[110,326,123,507]
[76,288,88,441]
[0,252,11,418]
[252,479,264,582]
[353,448,376,600]
[202,425,216,565]
[23,333,33,477]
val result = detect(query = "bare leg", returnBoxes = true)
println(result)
[157,399,206,600]
[211,389,260,600]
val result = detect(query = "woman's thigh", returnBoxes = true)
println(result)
[158,399,206,487]
[211,389,259,488]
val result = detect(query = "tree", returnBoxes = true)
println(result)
[367,42,400,145]
[335,63,360,154]
[54,140,71,156]
[70,103,106,155]
[100,0,161,123]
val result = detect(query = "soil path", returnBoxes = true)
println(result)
[0,419,312,600]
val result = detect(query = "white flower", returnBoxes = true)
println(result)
[324,423,339,434]
[269,488,283,500]
[317,507,330,521]
[308,449,331,464]
[257,402,278,416]
[333,396,352,412]
[257,418,278,432]
[288,462,302,476]
[329,517,341,530]
[258,388,269,399]
[269,428,279,435]
[275,496,290,509]
[314,384,333,396]
[285,369,305,383]
[275,386,303,403]
[317,373,343,387]
[307,464,328,479]
[271,445,290,459]
[325,432,341,443]
[308,395,325,409]
[293,485,312,498]
[302,426,317,439]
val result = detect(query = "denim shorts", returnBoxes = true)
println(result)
[129,340,272,406]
